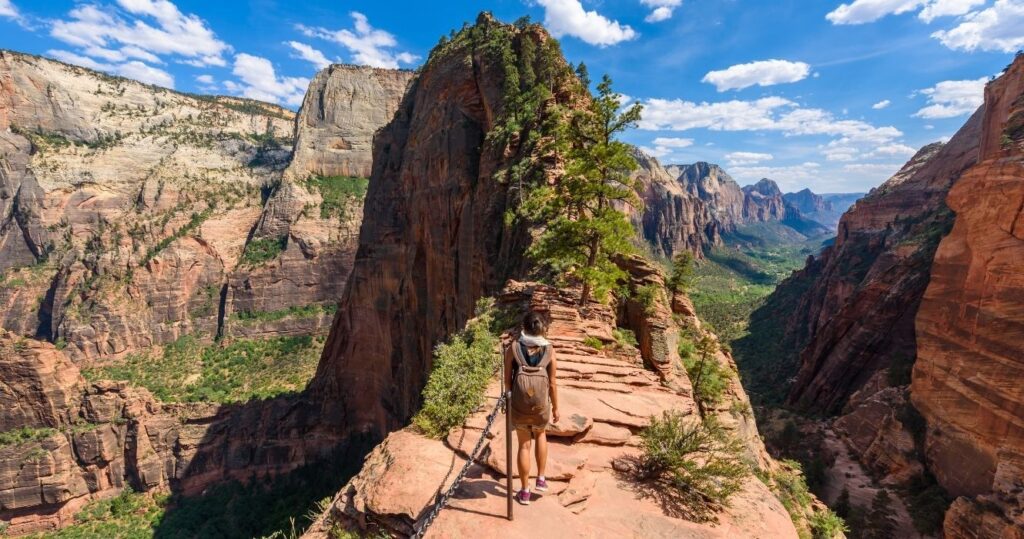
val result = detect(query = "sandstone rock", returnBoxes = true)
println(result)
[576,422,631,446]
[0,331,81,430]
[671,162,747,230]
[547,413,592,437]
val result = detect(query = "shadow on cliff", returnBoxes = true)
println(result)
[148,393,378,539]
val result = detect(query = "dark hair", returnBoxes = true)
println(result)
[522,311,548,336]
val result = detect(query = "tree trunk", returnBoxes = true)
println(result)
[579,237,600,306]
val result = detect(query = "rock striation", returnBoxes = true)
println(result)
[911,53,1024,536]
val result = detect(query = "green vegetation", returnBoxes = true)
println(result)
[0,426,57,447]
[808,508,849,539]
[582,335,604,349]
[633,283,663,314]
[680,334,730,414]
[524,75,643,305]
[301,176,369,219]
[82,335,322,403]
[667,251,695,293]
[905,473,951,536]
[757,459,848,539]
[633,411,748,521]
[412,299,500,438]
[613,327,638,348]
[141,210,212,265]
[25,489,165,539]
[241,236,287,266]
[232,303,337,324]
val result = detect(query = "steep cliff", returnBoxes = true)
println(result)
[630,150,720,258]
[742,178,787,222]
[670,162,747,230]
[0,51,409,359]
[912,54,1024,536]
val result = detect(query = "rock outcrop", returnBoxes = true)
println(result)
[742,178,787,222]
[670,162,747,230]
[911,54,1024,535]
[0,50,409,359]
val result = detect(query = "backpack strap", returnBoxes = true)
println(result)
[510,341,528,368]
[536,345,553,369]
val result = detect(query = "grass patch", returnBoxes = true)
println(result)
[232,303,337,324]
[241,236,287,267]
[583,336,604,350]
[82,335,322,403]
[412,299,499,439]
[301,176,369,220]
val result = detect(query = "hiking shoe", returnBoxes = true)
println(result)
[535,477,549,492]
[516,489,531,505]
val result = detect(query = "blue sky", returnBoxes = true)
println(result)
[1,0,1022,192]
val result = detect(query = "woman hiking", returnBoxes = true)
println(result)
[504,311,559,506]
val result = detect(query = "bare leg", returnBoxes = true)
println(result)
[535,430,548,480]
[516,428,532,492]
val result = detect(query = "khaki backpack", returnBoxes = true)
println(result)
[510,342,552,427]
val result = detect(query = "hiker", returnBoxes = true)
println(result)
[504,310,559,506]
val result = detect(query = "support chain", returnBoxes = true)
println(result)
[411,392,507,539]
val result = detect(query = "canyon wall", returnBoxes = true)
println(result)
[0,51,409,359]
[912,54,1024,536]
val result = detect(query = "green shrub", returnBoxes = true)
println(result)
[233,303,337,324]
[583,336,604,350]
[635,411,747,517]
[773,459,814,527]
[634,284,663,314]
[141,210,211,265]
[667,251,695,292]
[241,236,287,266]
[864,489,897,539]
[0,426,57,447]
[683,335,730,412]
[54,337,68,351]
[677,337,696,360]
[412,307,499,438]
[302,176,369,219]
[809,508,848,539]
[613,327,638,348]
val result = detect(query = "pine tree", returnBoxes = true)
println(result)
[667,251,695,292]
[833,487,852,519]
[525,75,643,305]
[864,489,897,539]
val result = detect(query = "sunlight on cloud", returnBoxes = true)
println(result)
[872,99,891,109]
[932,0,1024,52]
[641,0,682,23]
[296,12,419,69]
[0,0,19,20]
[536,0,637,46]
[826,0,923,25]
[913,77,986,118]
[225,53,308,107]
[287,41,332,70]
[702,60,811,92]
[652,137,694,148]
[918,0,986,22]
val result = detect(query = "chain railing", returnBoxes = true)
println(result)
[411,392,508,539]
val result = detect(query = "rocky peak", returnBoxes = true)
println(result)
[744,178,783,198]
[668,162,746,229]
[783,188,831,215]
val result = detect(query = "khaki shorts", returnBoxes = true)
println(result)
[512,423,548,434]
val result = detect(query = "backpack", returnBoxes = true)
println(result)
[510,342,552,427]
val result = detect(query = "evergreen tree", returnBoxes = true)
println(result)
[525,75,643,305]
[833,487,852,519]
[864,489,897,539]
[667,251,695,292]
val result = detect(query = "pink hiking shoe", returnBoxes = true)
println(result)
[535,477,549,492]
[516,489,531,505]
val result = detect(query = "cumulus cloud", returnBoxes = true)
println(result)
[726,152,774,165]
[225,53,308,107]
[701,60,811,92]
[297,12,418,68]
[932,0,1024,52]
[872,99,891,109]
[195,74,213,84]
[287,41,332,70]
[47,49,174,87]
[913,77,986,119]
[50,1,230,67]
[0,0,20,21]
[870,143,918,157]
[919,0,987,22]
[641,0,682,22]
[826,0,923,24]
[536,0,637,46]
[651,137,694,148]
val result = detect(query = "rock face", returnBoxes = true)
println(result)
[0,51,408,359]
[670,162,747,230]
[285,65,414,180]
[629,151,720,258]
[742,179,787,222]
[911,54,1024,535]
[310,17,576,439]
[305,281,793,539]
[782,115,981,414]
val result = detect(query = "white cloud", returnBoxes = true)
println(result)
[872,99,891,109]
[913,77,986,118]
[826,0,924,24]
[195,74,213,84]
[870,143,918,157]
[50,1,230,67]
[642,0,682,22]
[296,12,418,68]
[726,151,774,165]
[536,0,637,46]
[919,0,986,22]
[0,0,20,20]
[227,53,308,107]
[701,60,811,91]
[287,41,332,70]
[651,137,694,148]
[842,163,904,174]
[47,49,174,87]
[639,145,671,158]
[932,0,1024,52]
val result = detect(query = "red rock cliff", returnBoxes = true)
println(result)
[912,54,1024,536]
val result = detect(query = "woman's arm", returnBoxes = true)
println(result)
[548,348,559,423]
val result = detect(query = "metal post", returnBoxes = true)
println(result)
[502,346,513,521]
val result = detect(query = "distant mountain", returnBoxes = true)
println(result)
[783,189,864,230]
